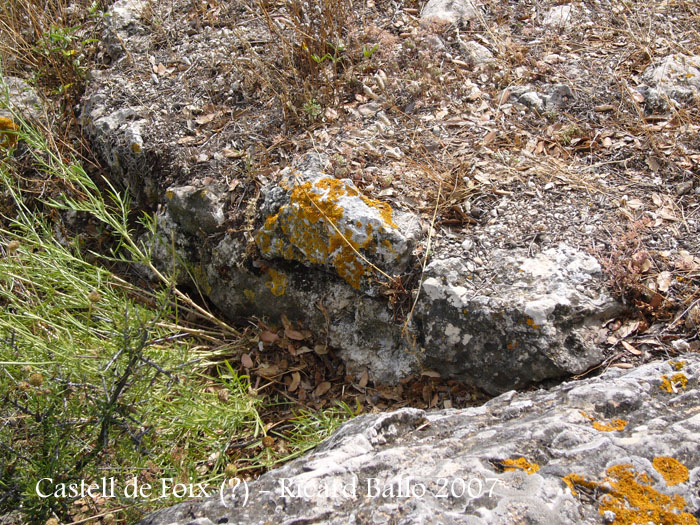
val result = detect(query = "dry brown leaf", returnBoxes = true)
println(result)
[195,111,221,125]
[177,136,196,144]
[358,370,369,388]
[289,371,300,392]
[285,328,305,341]
[314,381,331,397]
[241,353,254,368]
[259,330,279,343]
[621,341,641,355]
[482,130,497,146]
[657,271,673,292]
[221,147,245,158]
[314,344,328,355]
[626,198,644,210]
[610,362,634,369]
[281,314,292,330]
[257,365,279,377]
[421,370,441,378]
[657,207,677,221]
[614,320,639,339]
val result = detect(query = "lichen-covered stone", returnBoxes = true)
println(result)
[255,167,419,292]
[136,356,700,524]
[0,76,43,123]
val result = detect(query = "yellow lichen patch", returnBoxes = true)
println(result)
[563,466,697,525]
[562,473,598,497]
[660,373,689,393]
[0,117,19,149]
[256,175,400,289]
[359,194,397,228]
[593,419,628,432]
[501,457,540,475]
[243,289,255,301]
[653,457,689,487]
[600,464,696,525]
[581,411,627,432]
[526,318,540,330]
[670,361,686,371]
[265,269,287,297]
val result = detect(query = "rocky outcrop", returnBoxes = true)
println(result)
[137,356,700,524]
[78,0,626,394]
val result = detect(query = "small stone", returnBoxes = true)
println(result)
[675,181,693,195]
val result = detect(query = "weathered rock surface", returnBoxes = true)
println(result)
[417,245,621,394]
[138,356,700,524]
[639,54,700,111]
[255,164,420,293]
[421,0,480,24]
[0,76,43,123]
[79,0,628,394]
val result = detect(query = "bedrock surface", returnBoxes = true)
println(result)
[138,356,700,524]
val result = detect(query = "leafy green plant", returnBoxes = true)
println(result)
[0,93,351,521]
[362,43,379,60]
[303,98,323,120]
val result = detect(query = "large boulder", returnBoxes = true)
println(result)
[137,356,700,524]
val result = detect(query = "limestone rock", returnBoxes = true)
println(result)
[640,54,700,109]
[0,77,43,123]
[165,185,226,235]
[137,356,700,524]
[542,5,574,28]
[255,166,420,293]
[416,244,621,394]
[421,0,480,24]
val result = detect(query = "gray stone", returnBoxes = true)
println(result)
[103,0,149,61]
[421,0,480,24]
[416,244,621,394]
[458,40,495,65]
[0,76,43,123]
[545,84,575,110]
[137,356,700,524]
[641,54,700,107]
[255,165,419,294]
[542,5,574,28]
[80,0,623,394]
[165,185,226,235]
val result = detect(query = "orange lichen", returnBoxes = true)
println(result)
[243,289,255,301]
[256,176,398,289]
[562,473,598,497]
[525,318,540,330]
[0,117,19,149]
[653,457,689,487]
[501,457,540,474]
[360,195,397,228]
[669,361,686,371]
[265,269,287,297]
[593,419,628,432]
[580,411,628,432]
[563,464,697,525]
[660,373,689,393]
